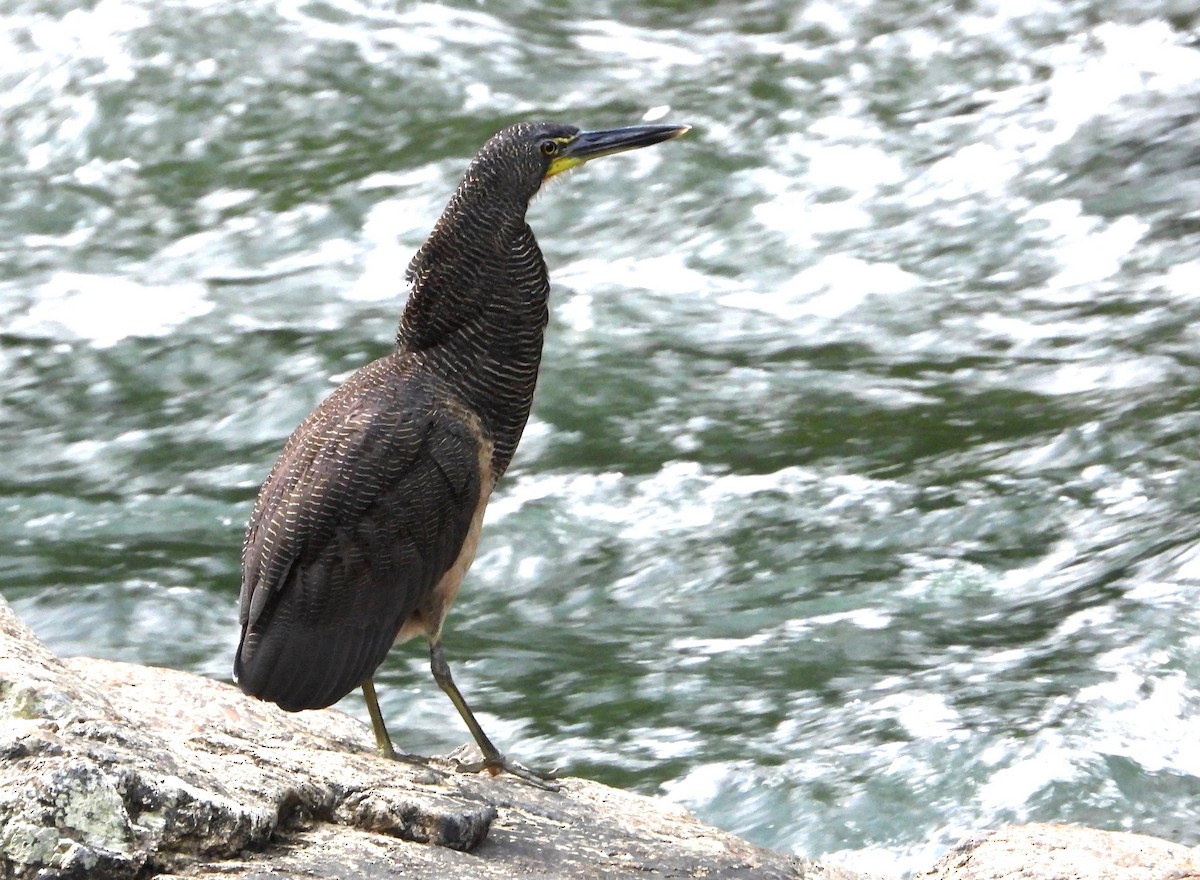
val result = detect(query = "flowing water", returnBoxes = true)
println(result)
[3,0,1200,874]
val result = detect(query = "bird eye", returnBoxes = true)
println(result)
[540,140,559,156]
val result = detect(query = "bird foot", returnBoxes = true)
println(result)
[372,734,428,766]
[386,748,436,767]
[447,745,561,791]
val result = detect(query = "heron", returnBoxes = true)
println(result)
[234,120,689,786]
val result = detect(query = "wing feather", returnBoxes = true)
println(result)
[234,355,482,710]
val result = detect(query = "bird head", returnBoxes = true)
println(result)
[469,121,691,201]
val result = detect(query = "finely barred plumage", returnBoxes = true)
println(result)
[233,120,688,780]
[236,359,484,709]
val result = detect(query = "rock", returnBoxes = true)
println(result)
[0,596,861,879]
[923,823,1200,880]
[7,595,1195,880]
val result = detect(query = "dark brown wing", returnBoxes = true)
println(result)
[234,354,482,711]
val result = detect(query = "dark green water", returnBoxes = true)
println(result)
[3,0,1200,874]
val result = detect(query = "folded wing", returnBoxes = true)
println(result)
[235,358,482,711]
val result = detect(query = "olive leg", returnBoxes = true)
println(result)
[362,678,397,759]
[429,638,559,790]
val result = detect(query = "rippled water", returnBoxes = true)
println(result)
[3,0,1200,874]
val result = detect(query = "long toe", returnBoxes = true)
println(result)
[387,749,436,767]
[453,753,561,792]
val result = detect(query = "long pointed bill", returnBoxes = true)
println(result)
[546,123,691,178]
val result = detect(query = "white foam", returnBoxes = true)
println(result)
[1079,661,1200,777]
[1044,213,1147,290]
[752,189,873,246]
[806,141,906,194]
[807,608,893,631]
[1160,260,1200,299]
[919,141,1017,204]
[797,0,853,38]
[346,199,428,302]
[975,739,1079,816]
[671,632,773,657]
[572,20,706,69]
[555,254,728,299]
[659,761,738,806]
[276,0,516,62]
[9,272,213,348]
[724,255,920,322]
[1043,21,1200,146]
[877,691,961,739]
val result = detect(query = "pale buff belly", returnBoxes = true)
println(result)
[394,430,495,646]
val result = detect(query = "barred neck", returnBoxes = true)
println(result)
[396,182,550,478]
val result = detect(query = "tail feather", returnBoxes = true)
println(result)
[235,621,394,712]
